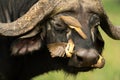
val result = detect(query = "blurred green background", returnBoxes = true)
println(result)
[33,0,120,80]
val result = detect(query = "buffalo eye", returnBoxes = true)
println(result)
[50,17,67,33]
[89,14,100,28]
[54,21,67,32]
[89,14,100,42]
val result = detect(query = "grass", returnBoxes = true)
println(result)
[33,0,120,80]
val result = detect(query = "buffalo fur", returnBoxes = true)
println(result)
[0,0,105,80]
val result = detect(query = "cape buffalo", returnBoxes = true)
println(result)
[0,0,120,80]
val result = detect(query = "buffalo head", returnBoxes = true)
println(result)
[0,0,120,74]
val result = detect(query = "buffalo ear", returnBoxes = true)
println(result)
[11,37,42,55]
[11,24,46,55]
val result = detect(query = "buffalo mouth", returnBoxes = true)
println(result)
[64,66,94,74]
[63,60,101,74]
[52,48,105,74]
[53,57,100,74]
[71,59,104,74]
[66,55,105,74]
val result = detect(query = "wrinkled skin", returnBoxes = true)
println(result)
[0,0,119,80]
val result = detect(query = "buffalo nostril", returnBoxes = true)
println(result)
[92,55,105,68]
[76,56,83,62]
[75,49,100,66]
[92,56,99,64]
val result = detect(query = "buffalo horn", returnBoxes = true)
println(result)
[100,13,120,40]
[93,0,120,40]
[0,0,60,36]
[20,26,40,38]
